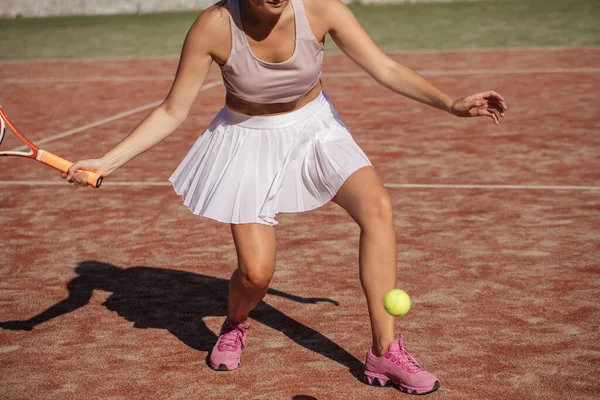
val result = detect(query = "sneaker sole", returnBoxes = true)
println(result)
[211,363,239,371]
[365,374,440,395]
[207,356,240,372]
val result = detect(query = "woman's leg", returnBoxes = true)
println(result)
[210,223,276,371]
[331,166,397,357]
[228,223,277,324]
[333,166,439,394]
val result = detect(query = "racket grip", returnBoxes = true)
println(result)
[38,150,104,188]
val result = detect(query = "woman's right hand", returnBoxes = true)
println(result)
[63,158,112,187]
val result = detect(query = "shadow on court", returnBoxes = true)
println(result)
[0,261,365,380]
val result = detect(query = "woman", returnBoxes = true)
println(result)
[65,0,507,395]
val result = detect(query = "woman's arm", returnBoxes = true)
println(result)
[321,0,507,123]
[66,7,227,185]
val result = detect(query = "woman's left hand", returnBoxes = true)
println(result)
[450,91,508,125]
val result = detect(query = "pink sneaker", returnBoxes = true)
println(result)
[209,320,250,371]
[364,334,440,395]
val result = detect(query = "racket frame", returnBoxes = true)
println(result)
[0,106,103,188]
[0,107,38,157]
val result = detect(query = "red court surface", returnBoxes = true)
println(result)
[1,48,599,400]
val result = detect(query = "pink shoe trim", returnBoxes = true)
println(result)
[364,334,440,395]
[216,321,248,352]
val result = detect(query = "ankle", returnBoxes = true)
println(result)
[226,317,250,328]
[371,342,391,357]
[372,339,394,357]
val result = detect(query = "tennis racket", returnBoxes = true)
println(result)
[0,106,103,188]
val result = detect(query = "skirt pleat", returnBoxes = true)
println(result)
[169,92,372,226]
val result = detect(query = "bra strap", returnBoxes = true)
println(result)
[227,0,247,52]
[290,0,317,41]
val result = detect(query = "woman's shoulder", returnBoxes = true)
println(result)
[302,0,349,26]
[186,5,232,49]
[179,4,232,65]
[191,3,232,33]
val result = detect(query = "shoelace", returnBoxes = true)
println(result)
[386,334,424,373]
[217,323,245,351]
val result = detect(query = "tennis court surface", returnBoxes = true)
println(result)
[1,47,599,399]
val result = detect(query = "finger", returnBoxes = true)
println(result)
[487,97,507,113]
[489,109,501,123]
[76,171,88,186]
[489,109,499,124]
[483,91,508,110]
[61,172,68,179]
[487,103,505,117]
[479,109,499,124]
[79,171,90,186]
[66,162,82,181]
[76,174,87,187]
[72,170,84,186]
[482,90,504,102]
[492,112,499,125]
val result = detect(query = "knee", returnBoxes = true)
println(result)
[238,261,274,290]
[359,192,394,229]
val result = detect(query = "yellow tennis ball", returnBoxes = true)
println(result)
[384,289,411,317]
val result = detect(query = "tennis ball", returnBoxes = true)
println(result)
[384,289,411,317]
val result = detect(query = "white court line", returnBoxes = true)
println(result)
[3,67,600,84]
[0,181,598,191]
[330,46,600,55]
[384,184,600,191]
[2,76,177,84]
[0,181,171,186]
[9,80,223,152]
[0,181,171,187]
[326,68,600,78]
[1,46,598,64]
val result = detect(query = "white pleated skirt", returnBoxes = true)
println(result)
[169,91,372,226]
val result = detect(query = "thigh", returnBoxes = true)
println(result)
[331,166,393,227]
[230,223,277,277]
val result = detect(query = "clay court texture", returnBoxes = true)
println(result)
[1,1,599,399]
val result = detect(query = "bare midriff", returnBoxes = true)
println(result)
[225,81,322,116]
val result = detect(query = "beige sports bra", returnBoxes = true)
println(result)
[219,0,324,104]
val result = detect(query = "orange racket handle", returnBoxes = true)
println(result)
[37,150,103,188]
